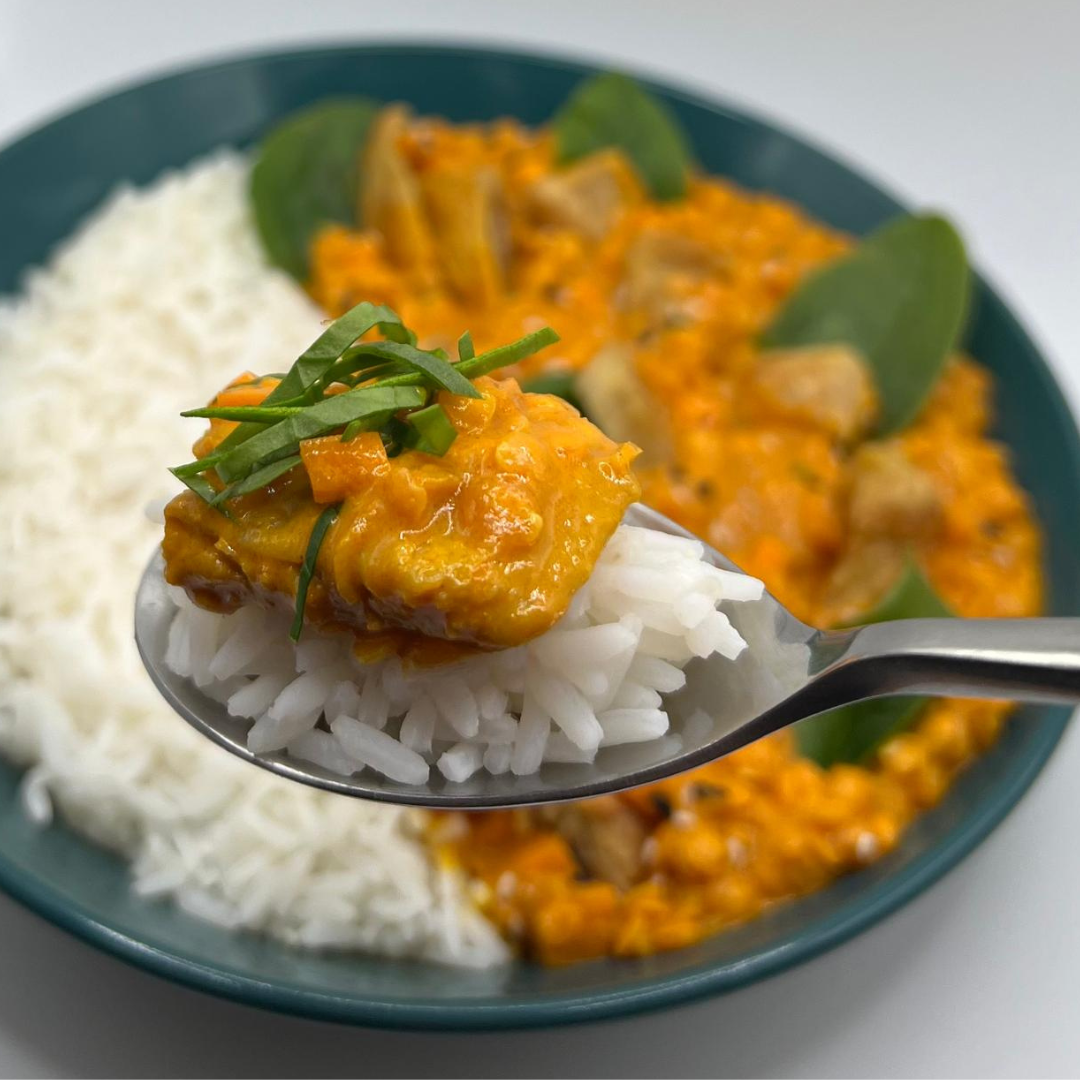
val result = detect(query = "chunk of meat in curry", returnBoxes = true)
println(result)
[162,376,640,659]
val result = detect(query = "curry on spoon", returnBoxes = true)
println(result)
[134,303,1080,807]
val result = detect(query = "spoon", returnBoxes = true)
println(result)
[134,503,1080,808]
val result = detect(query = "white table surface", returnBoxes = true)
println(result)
[1,1,1078,1076]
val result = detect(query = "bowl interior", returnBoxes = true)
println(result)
[0,44,1074,1029]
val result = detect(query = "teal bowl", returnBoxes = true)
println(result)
[0,44,1075,1030]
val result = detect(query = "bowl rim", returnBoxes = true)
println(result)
[0,39,1074,1031]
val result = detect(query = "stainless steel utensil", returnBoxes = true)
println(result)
[135,503,1080,808]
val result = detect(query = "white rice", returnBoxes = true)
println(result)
[0,153,508,966]
[162,522,762,785]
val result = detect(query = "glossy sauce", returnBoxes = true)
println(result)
[163,376,640,662]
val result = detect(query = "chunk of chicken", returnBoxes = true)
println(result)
[575,343,671,466]
[847,441,943,540]
[622,229,722,325]
[820,539,909,627]
[752,344,879,442]
[538,799,647,890]
[526,149,643,242]
[821,443,943,624]
[359,106,436,285]
[419,163,508,306]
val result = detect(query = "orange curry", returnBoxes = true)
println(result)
[163,375,639,661]
[303,109,1041,965]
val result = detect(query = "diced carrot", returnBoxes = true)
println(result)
[216,373,279,407]
[300,431,389,503]
[192,374,281,458]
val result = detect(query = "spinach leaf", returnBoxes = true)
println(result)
[796,558,953,767]
[761,214,970,433]
[553,73,692,201]
[250,99,379,280]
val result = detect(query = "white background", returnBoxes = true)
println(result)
[0,1,1078,1076]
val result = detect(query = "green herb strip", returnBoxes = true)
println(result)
[457,330,475,362]
[250,99,379,281]
[796,559,953,767]
[182,405,303,422]
[337,340,480,398]
[277,301,415,399]
[309,354,403,393]
[210,454,303,506]
[171,456,222,480]
[213,301,413,455]
[761,214,970,434]
[290,504,341,642]
[403,403,458,455]
[168,467,229,516]
[214,385,425,484]
[553,72,692,201]
[346,326,560,395]
[171,304,558,512]
[455,327,561,381]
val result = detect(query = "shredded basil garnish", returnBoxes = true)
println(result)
[402,403,458,455]
[171,302,559,511]
[290,504,341,641]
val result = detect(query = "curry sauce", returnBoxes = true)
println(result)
[163,375,640,662]
[303,110,1041,964]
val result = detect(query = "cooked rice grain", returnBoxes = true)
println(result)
[164,520,762,785]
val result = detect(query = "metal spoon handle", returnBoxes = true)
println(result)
[811,618,1080,708]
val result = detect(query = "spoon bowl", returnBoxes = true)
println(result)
[135,503,1080,808]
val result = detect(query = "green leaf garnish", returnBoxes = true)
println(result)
[290,504,341,641]
[276,301,414,401]
[402,403,458,455]
[182,404,303,422]
[340,418,368,443]
[457,331,475,362]
[168,466,229,517]
[213,301,415,456]
[209,454,303,506]
[334,340,480,398]
[250,99,379,281]
[171,453,226,479]
[796,558,953,767]
[553,73,692,201]
[520,372,585,414]
[761,214,971,433]
[453,326,561,381]
[214,385,426,484]
[171,302,559,512]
